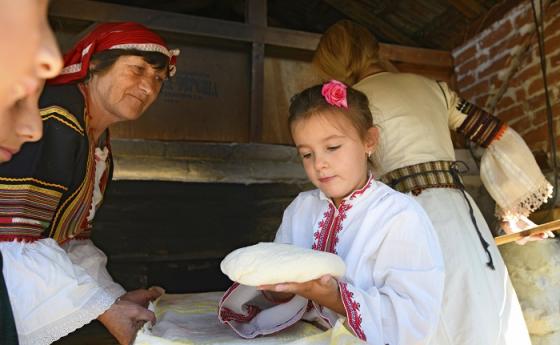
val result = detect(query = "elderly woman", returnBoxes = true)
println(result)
[312,20,551,345]
[0,1,62,344]
[0,22,179,345]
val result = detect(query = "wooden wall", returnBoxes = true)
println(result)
[50,0,454,146]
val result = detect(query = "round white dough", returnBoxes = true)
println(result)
[220,242,346,286]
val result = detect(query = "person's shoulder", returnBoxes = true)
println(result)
[356,72,435,93]
[384,72,436,86]
[368,181,426,217]
[39,84,86,136]
[291,189,321,205]
[282,189,322,213]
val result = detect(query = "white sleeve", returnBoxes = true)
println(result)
[339,207,444,345]
[1,239,119,343]
[481,127,553,219]
[62,239,126,299]
[439,81,553,219]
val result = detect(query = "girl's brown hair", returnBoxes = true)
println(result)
[288,82,374,141]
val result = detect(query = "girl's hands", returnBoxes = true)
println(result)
[257,274,345,315]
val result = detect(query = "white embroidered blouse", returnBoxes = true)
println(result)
[219,178,444,345]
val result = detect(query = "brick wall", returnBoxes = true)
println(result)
[452,0,560,153]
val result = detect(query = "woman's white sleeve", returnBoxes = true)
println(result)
[440,81,553,219]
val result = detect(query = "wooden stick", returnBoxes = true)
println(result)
[495,219,560,246]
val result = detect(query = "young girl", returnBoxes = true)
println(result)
[218,81,445,345]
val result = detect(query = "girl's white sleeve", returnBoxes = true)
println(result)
[336,206,444,345]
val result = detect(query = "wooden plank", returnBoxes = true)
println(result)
[379,44,453,67]
[49,0,453,61]
[250,42,265,142]
[247,0,266,142]
[49,0,318,50]
[323,0,421,46]
[110,43,250,142]
[448,0,485,19]
[246,0,267,28]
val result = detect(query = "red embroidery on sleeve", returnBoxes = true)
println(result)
[339,282,366,341]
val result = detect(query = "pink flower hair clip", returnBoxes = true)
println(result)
[321,80,348,109]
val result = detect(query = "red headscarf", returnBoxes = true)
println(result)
[49,22,179,85]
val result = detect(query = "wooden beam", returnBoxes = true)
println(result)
[247,0,266,142]
[246,0,267,28]
[49,0,318,50]
[48,0,452,67]
[448,0,485,19]
[322,0,421,46]
[379,44,453,67]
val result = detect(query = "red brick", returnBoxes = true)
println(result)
[461,80,489,100]
[514,9,532,28]
[497,104,525,122]
[527,92,546,109]
[544,34,560,55]
[551,52,560,67]
[544,5,560,37]
[511,116,532,133]
[515,63,541,82]
[479,55,511,79]
[516,88,527,102]
[456,58,479,76]
[533,103,560,127]
[496,95,515,109]
[476,95,490,107]
[481,20,513,49]
[491,76,504,90]
[548,70,560,85]
[490,34,521,57]
[532,106,547,126]
[454,45,477,66]
[528,78,544,95]
[459,89,476,100]
[457,73,476,88]
[523,123,548,144]
[507,33,526,50]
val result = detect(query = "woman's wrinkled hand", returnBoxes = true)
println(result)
[98,298,156,345]
[118,286,164,308]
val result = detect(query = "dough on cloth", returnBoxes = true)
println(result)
[220,242,346,286]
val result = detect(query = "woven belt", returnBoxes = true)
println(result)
[380,161,463,195]
[381,160,495,270]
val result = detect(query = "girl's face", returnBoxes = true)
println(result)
[0,0,62,163]
[292,111,378,207]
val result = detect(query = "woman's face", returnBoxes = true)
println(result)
[0,0,62,163]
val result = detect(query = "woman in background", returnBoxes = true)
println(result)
[312,19,551,345]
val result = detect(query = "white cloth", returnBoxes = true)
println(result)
[135,292,330,345]
[219,179,444,345]
[0,238,124,345]
[354,72,535,344]
[0,147,124,345]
